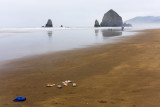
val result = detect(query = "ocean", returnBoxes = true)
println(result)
[0,27,136,63]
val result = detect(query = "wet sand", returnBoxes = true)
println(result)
[1,29,160,107]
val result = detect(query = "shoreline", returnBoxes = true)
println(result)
[0,29,137,66]
[0,31,138,70]
[0,27,128,34]
[1,29,160,106]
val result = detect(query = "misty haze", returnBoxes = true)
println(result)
[0,0,160,107]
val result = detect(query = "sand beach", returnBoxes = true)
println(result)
[1,29,160,107]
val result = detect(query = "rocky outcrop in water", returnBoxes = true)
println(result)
[101,9,123,27]
[123,23,132,27]
[45,19,53,27]
[94,19,100,27]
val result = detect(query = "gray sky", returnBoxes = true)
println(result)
[0,0,159,28]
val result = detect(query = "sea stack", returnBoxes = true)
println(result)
[101,9,123,27]
[94,19,100,27]
[45,19,53,27]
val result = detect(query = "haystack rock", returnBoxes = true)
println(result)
[101,9,123,27]
[45,19,53,27]
[94,19,100,27]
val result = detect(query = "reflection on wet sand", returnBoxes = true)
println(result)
[95,29,99,36]
[101,29,122,39]
[0,29,134,62]
[47,31,53,38]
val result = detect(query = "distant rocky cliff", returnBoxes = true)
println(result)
[45,19,53,27]
[125,16,160,25]
[100,9,123,27]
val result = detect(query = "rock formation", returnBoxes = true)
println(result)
[123,23,132,27]
[45,19,53,27]
[101,9,123,27]
[94,19,100,27]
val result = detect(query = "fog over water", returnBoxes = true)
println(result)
[0,0,160,28]
[0,28,136,62]
[0,0,160,63]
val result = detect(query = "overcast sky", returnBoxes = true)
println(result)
[0,0,159,28]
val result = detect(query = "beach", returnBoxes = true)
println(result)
[1,29,160,107]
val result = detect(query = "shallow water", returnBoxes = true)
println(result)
[0,28,136,62]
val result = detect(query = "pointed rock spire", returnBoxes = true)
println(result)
[94,19,100,27]
[45,19,53,27]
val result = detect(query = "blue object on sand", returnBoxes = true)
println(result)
[13,97,26,102]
